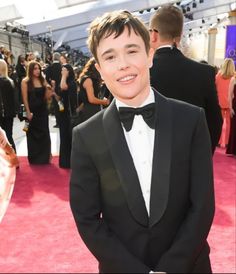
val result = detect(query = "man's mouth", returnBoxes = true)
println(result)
[117,74,136,83]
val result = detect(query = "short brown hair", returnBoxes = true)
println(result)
[150,5,183,41]
[87,10,150,63]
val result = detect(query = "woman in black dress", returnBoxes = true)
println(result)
[0,59,16,152]
[58,64,77,168]
[21,61,51,164]
[226,75,236,156]
[15,55,26,104]
[78,58,110,122]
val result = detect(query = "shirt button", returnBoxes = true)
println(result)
[143,161,147,165]
[138,130,142,135]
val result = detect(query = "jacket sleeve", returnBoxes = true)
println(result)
[69,128,151,273]
[155,108,215,273]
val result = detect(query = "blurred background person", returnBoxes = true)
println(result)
[0,126,19,167]
[0,59,17,152]
[226,73,236,156]
[0,45,5,59]
[60,53,69,66]
[58,63,77,168]
[215,58,235,148]
[45,52,62,128]
[3,49,14,66]
[21,61,51,164]
[149,5,222,154]
[25,52,35,66]
[15,54,27,104]
[8,65,19,118]
[45,52,53,66]
[0,127,18,224]
[78,58,110,122]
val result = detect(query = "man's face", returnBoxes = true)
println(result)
[95,27,154,106]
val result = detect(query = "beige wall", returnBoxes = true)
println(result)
[0,30,46,65]
[181,19,231,68]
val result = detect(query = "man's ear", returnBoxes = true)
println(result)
[148,47,155,68]
[150,30,158,43]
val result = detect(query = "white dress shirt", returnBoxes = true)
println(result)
[116,90,155,215]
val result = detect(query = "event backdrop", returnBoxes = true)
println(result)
[225,25,236,66]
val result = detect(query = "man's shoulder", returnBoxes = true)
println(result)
[156,90,202,114]
[155,48,214,73]
[168,95,202,116]
[181,55,215,75]
[73,109,104,137]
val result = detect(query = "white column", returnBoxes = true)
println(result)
[207,28,218,66]
[228,10,236,25]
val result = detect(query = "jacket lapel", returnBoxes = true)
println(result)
[103,101,149,227]
[149,91,172,227]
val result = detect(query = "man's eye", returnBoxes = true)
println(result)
[105,55,115,61]
[128,50,137,54]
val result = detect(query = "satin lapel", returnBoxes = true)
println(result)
[149,91,172,228]
[103,101,149,227]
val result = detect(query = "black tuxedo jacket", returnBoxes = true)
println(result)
[150,47,222,154]
[70,91,215,273]
[45,62,62,93]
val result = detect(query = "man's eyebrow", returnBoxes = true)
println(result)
[125,44,141,49]
[101,44,141,58]
[101,49,114,58]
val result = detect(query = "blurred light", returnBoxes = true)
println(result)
[231,3,236,9]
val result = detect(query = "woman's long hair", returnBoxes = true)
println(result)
[78,57,101,83]
[25,61,45,91]
[220,58,235,79]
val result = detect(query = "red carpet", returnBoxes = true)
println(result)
[0,149,235,273]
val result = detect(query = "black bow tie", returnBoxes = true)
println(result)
[118,103,156,132]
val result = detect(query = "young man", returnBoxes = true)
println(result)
[70,10,215,273]
[149,5,222,154]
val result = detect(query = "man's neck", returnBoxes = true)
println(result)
[157,44,173,50]
[116,88,154,108]
[155,40,178,50]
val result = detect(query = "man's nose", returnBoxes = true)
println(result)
[117,56,129,70]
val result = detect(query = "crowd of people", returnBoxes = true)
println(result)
[0,19,235,169]
[0,4,236,272]
[0,47,112,168]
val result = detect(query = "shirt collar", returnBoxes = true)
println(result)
[157,45,173,50]
[115,88,155,109]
